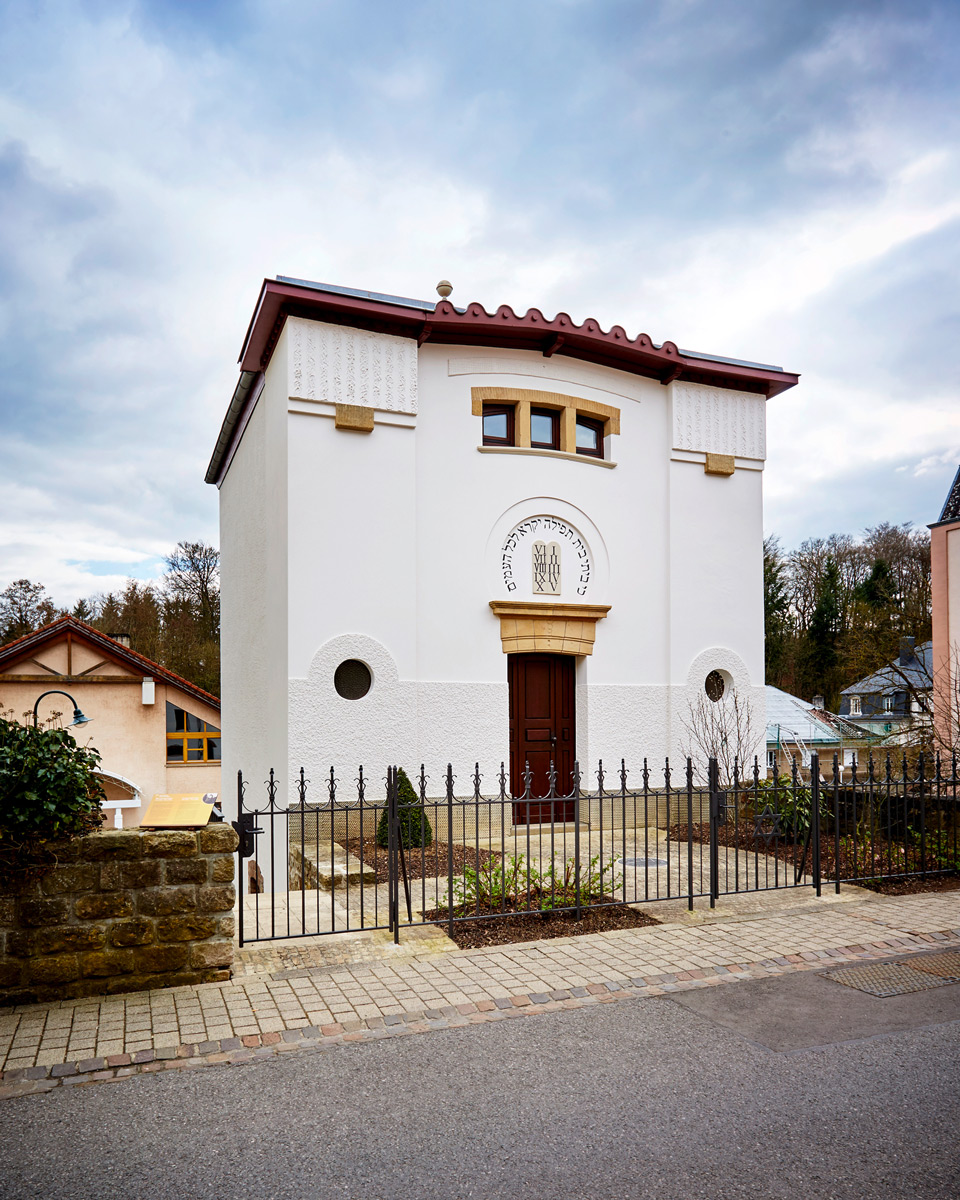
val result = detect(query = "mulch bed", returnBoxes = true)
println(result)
[858,874,960,895]
[670,821,960,896]
[344,837,500,884]
[421,902,659,949]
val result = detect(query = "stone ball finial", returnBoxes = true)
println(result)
[436,280,453,299]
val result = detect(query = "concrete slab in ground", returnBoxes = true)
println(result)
[232,921,458,977]
[669,951,960,1051]
[639,881,876,926]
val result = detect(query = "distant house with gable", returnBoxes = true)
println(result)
[838,637,933,741]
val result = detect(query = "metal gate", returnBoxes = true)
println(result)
[233,752,958,945]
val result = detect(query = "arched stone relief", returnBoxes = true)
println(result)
[486,499,609,605]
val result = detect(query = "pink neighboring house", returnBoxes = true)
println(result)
[931,466,960,747]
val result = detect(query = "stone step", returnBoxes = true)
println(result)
[289,844,376,890]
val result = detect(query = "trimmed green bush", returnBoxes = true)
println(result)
[0,718,105,856]
[376,767,433,849]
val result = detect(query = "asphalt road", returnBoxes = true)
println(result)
[2,971,959,1200]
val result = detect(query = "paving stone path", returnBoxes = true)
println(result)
[1,891,958,1100]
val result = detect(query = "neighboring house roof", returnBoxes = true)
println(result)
[933,463,960,526]
[765,686,867,745]
[807,708,872,740]
[207,276,800,484]
[840,641,933,698]
[0,616,219,711]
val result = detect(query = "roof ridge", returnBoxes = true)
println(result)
[0,615,219,709]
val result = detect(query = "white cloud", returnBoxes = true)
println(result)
[0,0,958,594]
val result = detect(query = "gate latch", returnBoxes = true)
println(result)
[710,790,730,824]
[232,813,262,859]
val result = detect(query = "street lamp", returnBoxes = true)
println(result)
[32,690,92,730]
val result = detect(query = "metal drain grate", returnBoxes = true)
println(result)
[908,951,960,981]
[822,952,960,998]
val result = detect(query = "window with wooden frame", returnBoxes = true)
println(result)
[575,415,604,458]
[530,407,560,450]
[472,388,619,463]
[166,701,221,762]
[482,403,515,446]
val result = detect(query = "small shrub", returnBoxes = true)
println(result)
[376,767,433,849]
[443,851,621,914]
[0,718,105,871]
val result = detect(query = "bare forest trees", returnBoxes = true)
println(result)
[0,542,220,696]
[764,523,931,708]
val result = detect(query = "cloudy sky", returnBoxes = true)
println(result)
[1,0,958,605]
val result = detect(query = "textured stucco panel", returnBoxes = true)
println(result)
[672,383,766,460]
[288,316,418,413]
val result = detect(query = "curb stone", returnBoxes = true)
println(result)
[2,930,959,1100]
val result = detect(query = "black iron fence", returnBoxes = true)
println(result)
[233,751,959,945]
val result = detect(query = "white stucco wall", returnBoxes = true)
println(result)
[218,333,289,821]
[219,322,771,799]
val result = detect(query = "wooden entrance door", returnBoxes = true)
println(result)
[509,653,576,824]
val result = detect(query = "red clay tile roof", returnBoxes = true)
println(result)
[207,277,800,483]
[0,615,220,711]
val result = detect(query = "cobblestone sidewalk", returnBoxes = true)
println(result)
[2,892,958,1100]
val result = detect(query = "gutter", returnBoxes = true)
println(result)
[204,370,261,486]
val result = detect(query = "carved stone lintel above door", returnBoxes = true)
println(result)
[489,601,611,656]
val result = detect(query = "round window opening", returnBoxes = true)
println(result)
[334,659,372,700]
[705,670,726,703]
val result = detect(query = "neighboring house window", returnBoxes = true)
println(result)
[530,407,560,450]
[166,702,221,762]
[766,749,776,770]
[882,695,894,713]
[482,404,515,446]
[575,415,604,458]
[850,696,861,716]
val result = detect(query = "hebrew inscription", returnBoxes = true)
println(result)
[502,517,591,597]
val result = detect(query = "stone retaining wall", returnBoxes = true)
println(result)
[0,825,238,1006]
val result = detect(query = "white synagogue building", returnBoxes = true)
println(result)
[206,278,798,816]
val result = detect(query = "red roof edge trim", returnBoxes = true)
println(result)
[236,280,799,399]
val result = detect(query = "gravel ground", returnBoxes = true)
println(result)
[1,979,958,1200]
